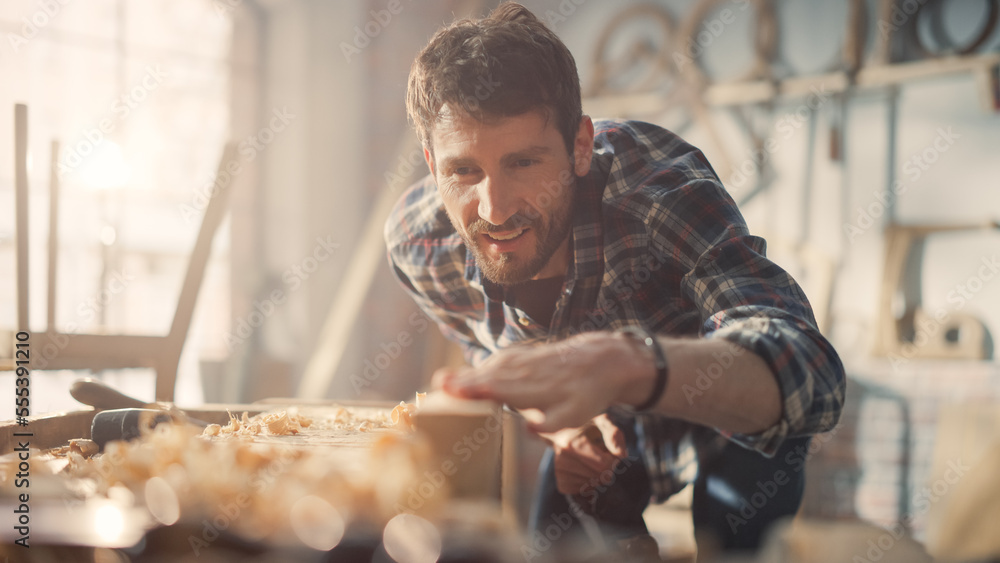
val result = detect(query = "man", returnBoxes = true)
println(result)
[385,2,845,557]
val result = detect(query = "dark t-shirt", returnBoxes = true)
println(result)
[506,276,565,329]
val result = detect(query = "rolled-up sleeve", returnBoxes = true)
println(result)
[663,182,846,456]
[387,255,491,366]
[704,303,845,456]
[383,176,493,367]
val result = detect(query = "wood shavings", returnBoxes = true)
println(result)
[264,411,291,434]
[198,407,399,441]
[68,439,98,458]
[40,410,443,542]
[0,447,72,496]
[0,400,479,547]
[390,392,428,431]
[391,402,416,431]
[304,406,393,433]
[227,410,241,432]
[204,410,309,438]
[332,407,350,424]
[289,408,313,428]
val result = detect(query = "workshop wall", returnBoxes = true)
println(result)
[3,0,996,541]
[339,0,1000,539]
[240,0,1000,408]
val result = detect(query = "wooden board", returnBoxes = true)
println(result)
[0,409,96,453]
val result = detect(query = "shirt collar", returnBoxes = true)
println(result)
[567,167,606,282]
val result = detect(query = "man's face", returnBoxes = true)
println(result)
[426,108,594,285]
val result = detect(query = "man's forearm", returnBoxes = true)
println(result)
[435,330,786,436]
[616,335,783,435]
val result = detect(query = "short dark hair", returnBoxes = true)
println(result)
[406,2,583,155]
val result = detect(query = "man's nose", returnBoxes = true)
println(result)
[476,177,517,226]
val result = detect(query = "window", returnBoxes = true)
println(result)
[1,0,233,415]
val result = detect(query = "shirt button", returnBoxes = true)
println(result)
[518,317,530,327]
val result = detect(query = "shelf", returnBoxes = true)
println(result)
[583,52,1000,114]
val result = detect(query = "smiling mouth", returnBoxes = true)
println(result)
[484,228,527,242]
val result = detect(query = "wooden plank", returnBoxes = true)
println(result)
[703,79,777,107]
[501,408,519,528]
[976,64,1000,113]
[30,332,171,371]
[925,403,1000,559]
[858,53,1000,88]
[0,404,337,454]
[582,91,668,118]
[2,400,505,521]
[0,403,361,453]
[844,0,866,73]
[47,140,60,330]
[582,53,1000,111]
[873,0,895,66]
[160,143,238,401]
[15,104,29,333]
[252,397,397,408]
[0,409,95,453]
[412,406,503,500]
[182,403,268,425]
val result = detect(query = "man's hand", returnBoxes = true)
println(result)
[434,329,784,436]
[545,414,627,496]
[432,332,650,433]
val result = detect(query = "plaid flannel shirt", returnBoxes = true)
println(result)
[385,119,845,503]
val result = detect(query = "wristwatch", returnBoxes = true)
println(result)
[617,325,669,412]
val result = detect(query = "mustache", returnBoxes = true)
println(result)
[467,212,539,236]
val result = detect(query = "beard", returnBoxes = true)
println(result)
[458,189,575,287]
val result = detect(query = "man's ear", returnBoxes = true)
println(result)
[423,146,435,176]
[572,115,595,177]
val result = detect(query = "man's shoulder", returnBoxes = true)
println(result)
[589,119,729,218]
[591,119,705,166]
[384,175,482,326]
[384,174,462,258]
[592,119,688,152]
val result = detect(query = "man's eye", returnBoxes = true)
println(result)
[515,159,534,168]
[454,167,473,175]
